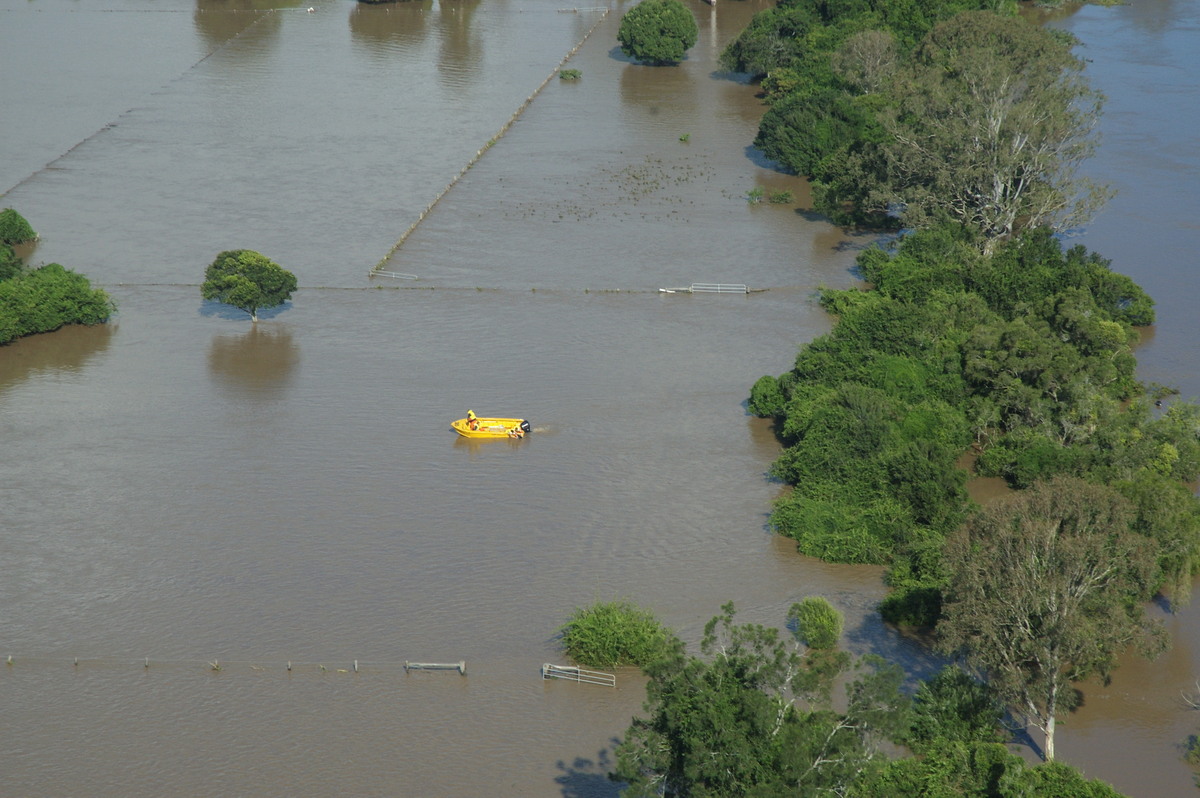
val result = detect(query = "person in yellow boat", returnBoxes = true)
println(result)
[508,424,525,439]
[467,410,478,431]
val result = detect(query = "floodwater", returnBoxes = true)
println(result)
[0,0,1196,795]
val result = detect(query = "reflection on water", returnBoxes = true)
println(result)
[437,0,484,86]
[206,324,300,400]
[348,0,434,54]
[619,56,700,121]
[192,1,273,48]
[346,0,483,82]
[451,431,527,456]
[0,323,114,394]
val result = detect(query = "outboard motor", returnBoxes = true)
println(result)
[520,419,531,434]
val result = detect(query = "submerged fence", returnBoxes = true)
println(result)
[3,656,616,686]
[659,283,750,294]
[371,8,610,276]
[2,655,423,676]
[541,663,616,687]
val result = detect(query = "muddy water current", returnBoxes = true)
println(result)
[0,0,1197,795]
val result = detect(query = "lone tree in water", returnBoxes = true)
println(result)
[617,0,698,66]
[201,250,297,322]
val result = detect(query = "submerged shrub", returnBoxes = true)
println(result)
[788,597,843,650]
[0,263,114,344]
[560,599,673,668]
[0,208,36,245]
[749,374,785,417]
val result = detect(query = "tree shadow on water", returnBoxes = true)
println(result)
[555,743,623,798]
[198,298,292,322]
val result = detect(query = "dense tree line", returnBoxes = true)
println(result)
[728,0,1199,767]
[746,222,1200,761]
[0,209,114,345]
[724,2,1107,252]
[751,223,1200,623]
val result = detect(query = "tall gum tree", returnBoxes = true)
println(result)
[871,12,1112,254]
[937,476,1167,761]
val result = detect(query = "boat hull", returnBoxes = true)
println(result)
[451,417,530,439]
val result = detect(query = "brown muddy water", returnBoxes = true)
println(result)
[0,0,1197,795]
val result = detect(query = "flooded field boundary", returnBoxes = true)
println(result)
[370,7,611,276]
[0,8,274,200]
[2,655,451,675]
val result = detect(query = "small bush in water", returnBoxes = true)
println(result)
[560,599,673,668]
[788,596,843,650]
[0,208,36,245]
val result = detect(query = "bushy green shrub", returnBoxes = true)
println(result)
[772,493,909,564]
[0,263,114,344]
[754,88,879,177]
[857,741,1129,797]
[719,4,817,75]
[560,599,674,668]
[748,374,785,417]
[907,666,1004,749]
[788,597,843,649]
[0,208,36,245]
[617,0,698,66]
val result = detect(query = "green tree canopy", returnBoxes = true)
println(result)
[612,602,909,796]
[938,476,1167,761]
[201,249,297,322]
[854,12,1111,252]
[617,0,698,66]
[748,224,1200,628]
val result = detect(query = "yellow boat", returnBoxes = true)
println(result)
[451,416,531,439]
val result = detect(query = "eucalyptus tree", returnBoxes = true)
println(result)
[612,602,908,796]
[938,477,1167,761]
[865,12,1111,254]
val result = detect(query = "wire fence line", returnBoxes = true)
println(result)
[1,655,434,676]
[371,7,611,274]
[97,283,774,295]
[1,656,619,683]
[4,657,628,686]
